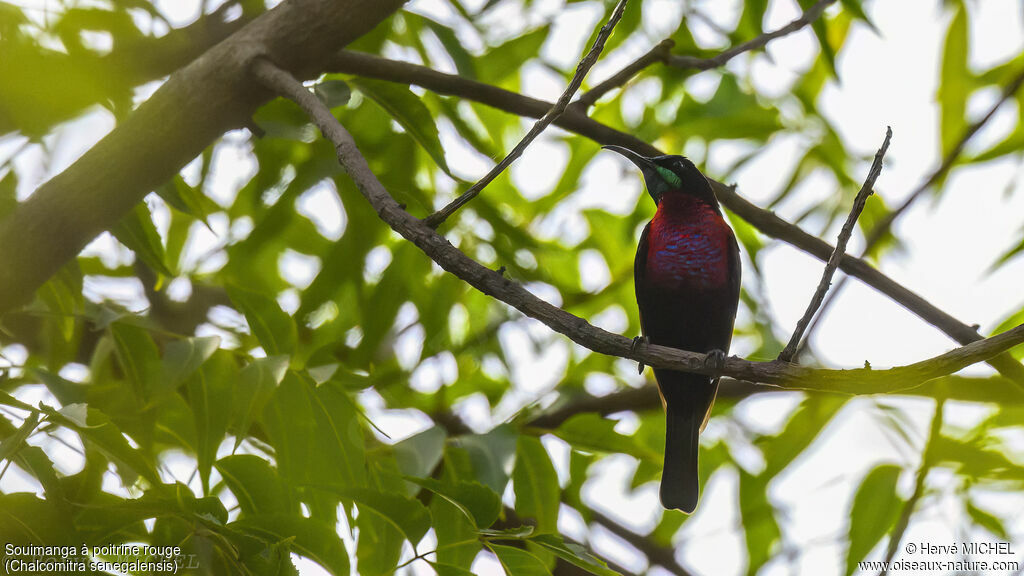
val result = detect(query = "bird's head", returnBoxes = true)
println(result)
[603,145,713,205]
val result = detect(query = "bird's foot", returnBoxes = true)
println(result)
[703,349,726,371]
[632,336,649,374]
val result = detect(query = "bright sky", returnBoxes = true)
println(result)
[2,0,1023,575]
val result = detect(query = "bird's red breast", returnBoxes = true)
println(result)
[645,193,733,291]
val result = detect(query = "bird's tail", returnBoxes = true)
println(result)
[660,401,702,513]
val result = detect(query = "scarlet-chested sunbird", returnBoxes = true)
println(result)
[605,146,741,513]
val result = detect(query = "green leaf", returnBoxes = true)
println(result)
[232,515,350,576]
[52,406,161,485]
[186,350,236,493]
[478,525,534,539]
[675,75,782,142]
[798,0,838,79]
[939,4,968,156]
[161,336,220,389]
[409,13,476,78]
[530,534,622,576]
[350,78,452,175]
[966,500,1009,540]
[156,174,211,228]
[0,493,79,545]
[739,471,781,576]
[565,449,595,520]
[232,355,289,452]
[331,486,431,544]
[0,171,17,221]
[0,412,40,464]
[840,0,878,32]
[36,261,83,350]
[735,0,768,38]
[967,129,1024,165]
[31,367,88,405]
[111,201,174,276]
[844,464,903,575]
[554,413,656,461]
[487,543,553,576]
[755,395,847,478]
[227,283,297,355]
[406,476,501,529]
[109,321,161,400]
[513,436,560,533]
[431,563,477,576]
[392,425,447,480]
[262,375,367,495]
[314,79,352,108]
[454,424,519,493]
[477,26,549,85]
[216,454,296,516]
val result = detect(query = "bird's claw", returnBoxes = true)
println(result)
[703,349,726,371]
[632,336,649,374]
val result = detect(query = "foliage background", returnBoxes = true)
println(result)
[1,0,1023,575]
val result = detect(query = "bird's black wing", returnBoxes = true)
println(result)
[634,221,652,337]
[726,228,742,335]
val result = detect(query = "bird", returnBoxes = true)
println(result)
[604,145,741,513]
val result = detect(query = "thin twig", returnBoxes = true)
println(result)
[421,0,629,229]
[667,0,836,70]
[571,39,674,111]
[326,51,1024,383]
[878,399,946,576]
[778,127,893,362]
[794,66,1024,359]
[254,57,1024,394]
[571,0,835,112]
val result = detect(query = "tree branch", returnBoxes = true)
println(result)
[254,58,1024,395]
[590,509,693,576]
[793,65,1024,360]
[667,0,836,71]
[421,0,629,229]
[0,0,407,314]
[778,127,892,362]
[571,39,674,111]
[326,51,1024,383]
[571,0,836,112]
[526,373,1024,431]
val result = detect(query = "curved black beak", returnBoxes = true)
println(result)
[602,145,662,202]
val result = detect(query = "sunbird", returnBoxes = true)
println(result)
[605,146,741,513]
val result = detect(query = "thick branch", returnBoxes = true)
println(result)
[326,51,1024,382]
[255,58,1024,394]
[0,0,406,314]
[422,0,629,229]
[778,127,892,362]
